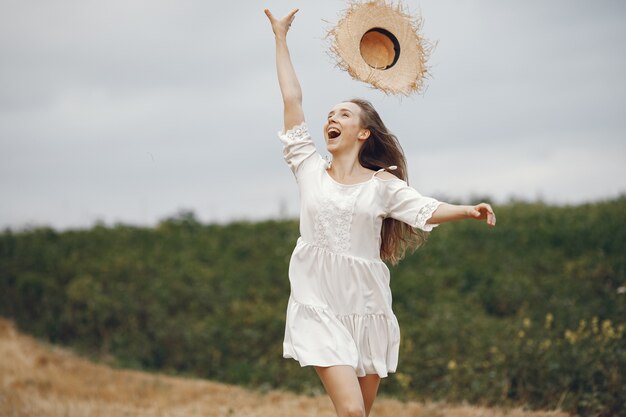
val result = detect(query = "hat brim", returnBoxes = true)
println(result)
[327,0,433,96]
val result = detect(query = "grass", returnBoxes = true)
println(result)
[0,317,571,417]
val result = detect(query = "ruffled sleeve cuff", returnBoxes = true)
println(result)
[277,122,318,177]
[415,200,443,232]
[278,122,310,144]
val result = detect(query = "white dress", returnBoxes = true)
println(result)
[278,122,442,378]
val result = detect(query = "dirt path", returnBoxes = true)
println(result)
[0,318,570,417]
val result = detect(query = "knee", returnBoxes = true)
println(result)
[340,403,366,417]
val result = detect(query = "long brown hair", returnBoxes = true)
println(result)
[350,98,429,264]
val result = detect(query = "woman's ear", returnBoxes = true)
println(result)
[358,129,371,140]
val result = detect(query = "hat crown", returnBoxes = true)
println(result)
[360,28,401,70]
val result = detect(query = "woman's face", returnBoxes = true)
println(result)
[323,102,369,154]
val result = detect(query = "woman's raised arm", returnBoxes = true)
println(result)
[264,8,305,132]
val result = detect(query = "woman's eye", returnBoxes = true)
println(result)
[342,113,349,117]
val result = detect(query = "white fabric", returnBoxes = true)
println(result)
[278,122,442,377]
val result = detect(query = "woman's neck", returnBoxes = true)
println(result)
[328,152,370,181]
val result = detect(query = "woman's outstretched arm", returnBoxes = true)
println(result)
[427,202,496,227]
[264,8,304,132]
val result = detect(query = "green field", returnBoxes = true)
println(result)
[1,197,624,416]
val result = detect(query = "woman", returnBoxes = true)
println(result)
[265,8,496,417]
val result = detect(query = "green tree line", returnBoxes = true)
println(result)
[0,198,624,416]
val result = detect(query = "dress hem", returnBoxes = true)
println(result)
[282,351,393,378]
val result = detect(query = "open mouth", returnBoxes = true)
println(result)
[328,127,341,139]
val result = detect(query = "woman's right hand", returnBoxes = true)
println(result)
[264,8,299,39]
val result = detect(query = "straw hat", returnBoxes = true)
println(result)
[327,0,433,96]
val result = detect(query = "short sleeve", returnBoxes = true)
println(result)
[278,122,318,178]
[382,179,443,232]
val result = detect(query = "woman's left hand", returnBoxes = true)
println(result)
[468,203,496,227]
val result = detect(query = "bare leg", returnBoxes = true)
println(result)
[315,365,366,417]
[358,374,381,417]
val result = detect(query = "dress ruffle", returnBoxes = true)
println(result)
[283,297,400,377]
[337,312,400,377]
[283,298,359,369]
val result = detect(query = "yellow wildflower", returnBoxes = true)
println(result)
[447,360,457,370]
[523,318,531,328]
[592,316,599,334]
[545,313,553,329]
[602,320,615,339]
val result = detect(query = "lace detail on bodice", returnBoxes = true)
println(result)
[281,122,309,142]
[416,200,442,231]
[313,184,359,253]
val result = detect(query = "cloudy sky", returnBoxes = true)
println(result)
[1,0,625,231]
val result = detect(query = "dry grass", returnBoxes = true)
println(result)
[0,318,571,417]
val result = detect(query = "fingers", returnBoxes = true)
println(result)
[482,203,496,226]
[287,8,299,21]
[265,7,298,22]
[284,8,299,29]
[478,202,494,215]
[486,210,496,227]
[264,8,299,36]
[475,202,496,227]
